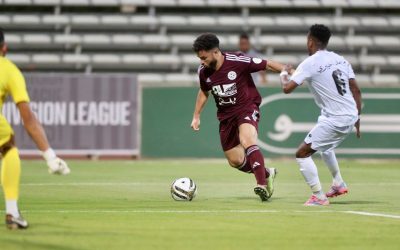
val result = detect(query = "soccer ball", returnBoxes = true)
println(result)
[171,177,197,201]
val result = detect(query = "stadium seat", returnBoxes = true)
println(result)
[152,54,180,66]
[188,16,217,27]
[23,34,52,46]
[359,55,387,67]
[122,54,152,65]
[71,15,100,26]
[258,35,288,48]
[378,0,400,8]
[388,16,400,27]
[91,0,119,6]
[141,35,169,47]
[348,0,377,7]
[33,0,61,5]
[101,16,130,26]
[264,0,292,7]
[13,15,40,25]
[328,36,346,49]
[207,0,234,7]
[236,0,263,7]
[42,15,70,25]
[165,73,197,85]
[54,34,81,45]
[112,34,141,46]
[345,36,373,48]
[332,16,360,28]
[170,35,197,48]
[82,34,111,46]
[247,16,276,28]
[177,0,205,6]
[320,0,348,7]
[292,0,320,7]
[62,0,90,5]
[287,36,307,48]
[218,16,246,27]
[275,16,305,28]
[137,73,164,83]
[32,54,61,64]
[182,54,199,67]
[149,0,176,6]
[91,54,121,65]
[159,15,188,27]
[120,0,148,5]
[360,17,389,28]
[4,0,32,4]
[271,54,300,65]
[304,16,333,26]
[6,54,31,64]
[0,15,11,26]
[355,74,372,86]
[373,36,400,48]
[131,15,158,26]
[62,54,90,64]
[4,34,22,45]
[387,56,400,66]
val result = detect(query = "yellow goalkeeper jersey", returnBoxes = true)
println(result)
[0,56,30,145]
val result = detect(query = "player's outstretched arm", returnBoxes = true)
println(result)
[266,60,296,73]
[280,64,299,94]
[349,79,362,138]
[191,89,209,131]
[17,102,71,175]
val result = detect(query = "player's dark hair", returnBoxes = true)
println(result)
[192,33,219,52]
[239,33,249,40]
[309,24,331,47]
[0,27,4,44]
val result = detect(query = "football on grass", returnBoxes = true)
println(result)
[171,177,197,201]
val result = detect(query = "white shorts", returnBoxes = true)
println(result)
[304,116,354,152]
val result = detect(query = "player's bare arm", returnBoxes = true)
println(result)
[279,64,299,94]
[17,102,50,151]
[349,78,362,138]
[191,89,209,131]
[266,60,296,73]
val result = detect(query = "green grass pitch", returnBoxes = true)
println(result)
[0,159,399,250]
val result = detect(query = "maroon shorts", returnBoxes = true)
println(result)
[219,107,260,151]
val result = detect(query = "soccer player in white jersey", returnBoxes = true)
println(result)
[279,24,362,206]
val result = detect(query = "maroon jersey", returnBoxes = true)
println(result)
[198,52,267,121]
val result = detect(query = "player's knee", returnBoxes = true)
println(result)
[227,157,243,168]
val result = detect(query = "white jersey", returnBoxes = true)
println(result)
[291,50,358,127]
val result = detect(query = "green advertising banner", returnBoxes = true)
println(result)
[142,87,400,158]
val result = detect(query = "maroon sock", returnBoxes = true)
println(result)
[237,157,253,174]
[246,145,266,186]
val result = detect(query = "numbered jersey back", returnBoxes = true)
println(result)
[291,50,358,125]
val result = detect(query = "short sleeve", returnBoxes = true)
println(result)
[197,66,210,92]
[290,60,312,85]
[7,61,30,104]
[348,62,355,79]
[248,57,267,73]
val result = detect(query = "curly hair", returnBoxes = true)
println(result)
[309,24,331,47]
[192,33,219,52]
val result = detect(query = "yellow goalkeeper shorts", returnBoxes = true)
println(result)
[0,114,13,147]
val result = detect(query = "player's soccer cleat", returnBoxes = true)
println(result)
[266,168,278,199]
[254,185,269,202]
[304,195,329,206]
[326,182,348,198]
[5,214,29,230]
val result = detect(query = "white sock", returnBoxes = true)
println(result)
[6,200,20,217]
[321,150,344,186]
[296,157,326,199]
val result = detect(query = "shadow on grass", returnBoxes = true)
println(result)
[1,238,80,250]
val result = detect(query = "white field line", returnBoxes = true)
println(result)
[20,182,400,186]
[2,209,399,219]
[344,211,400,219]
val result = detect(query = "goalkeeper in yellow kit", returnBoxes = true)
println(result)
[0,29,70,230]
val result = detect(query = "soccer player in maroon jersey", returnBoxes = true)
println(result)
[191,33,288,201]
